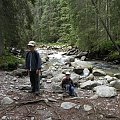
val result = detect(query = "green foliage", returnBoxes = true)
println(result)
[107,51,119,61]
[0,52,22,71]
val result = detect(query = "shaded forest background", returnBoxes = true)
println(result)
[0,0,120,61]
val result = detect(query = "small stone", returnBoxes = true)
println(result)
[75,105,81,109]
[31,117,35,120]
[61,102,76,110]
[45,117,52,120]
[46,79,52,83]
[2,116,7,120]
[83,105,92,111]
[48,98,57,102]
[13,96,19,100]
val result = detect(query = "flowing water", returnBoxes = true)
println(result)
[37,48,120,75]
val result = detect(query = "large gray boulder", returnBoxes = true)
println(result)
[93,85,117,97]
[80,80,101,90]
[71,59,93,69]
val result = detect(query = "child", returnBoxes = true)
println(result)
[61,72,76,96]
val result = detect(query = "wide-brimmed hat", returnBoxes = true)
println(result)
[27,41,36,47]
[65,71,70,75]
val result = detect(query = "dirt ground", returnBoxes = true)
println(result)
[0,71,120,120]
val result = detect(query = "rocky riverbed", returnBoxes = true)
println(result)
[0,47,120,120]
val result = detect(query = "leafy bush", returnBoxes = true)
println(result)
[107,51,119,61]
[0,54,22,71]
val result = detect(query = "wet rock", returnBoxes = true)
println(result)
[80,80,101,90]
[75,52,88,58]
[81,56,86,61]
[82,68,90,77]
[86,74,94,81]
[104,75,114,82]
[110,80,120,90]
[73,68,83,75]
[114,73,120,79]
[71,59,93,69]
[1,97,14,105]
[64,56,75,63]
[83,105,92,111]
[93,85,117,97]
[61,102,76,109]
[92,69,106,76]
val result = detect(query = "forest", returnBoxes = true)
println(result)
[0,0,120,61]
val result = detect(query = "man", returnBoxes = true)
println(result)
[25,41,42,96]
[61,72,76,96]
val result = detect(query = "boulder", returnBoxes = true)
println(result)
[80,80,101,90]
[110,80,120,90]
[86,74,94,81]
[71,59,93,69]
[1,97,14,105]
[114,73,120,79]
[93,85,117,97]
[104,75,114,83]
[92,69,106,76]
[83,68,90,77]
[81,56,86,61]
[73,68,83,75]
[75,52,88,58]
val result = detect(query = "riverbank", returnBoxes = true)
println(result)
[0,47,120,120]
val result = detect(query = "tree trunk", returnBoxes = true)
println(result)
[0,1,4,56]
[91,0,120,55]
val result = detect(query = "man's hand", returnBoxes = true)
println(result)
[26,69,30,76]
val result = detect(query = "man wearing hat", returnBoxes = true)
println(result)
[61,72,76,96]
[25,41,42,96]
